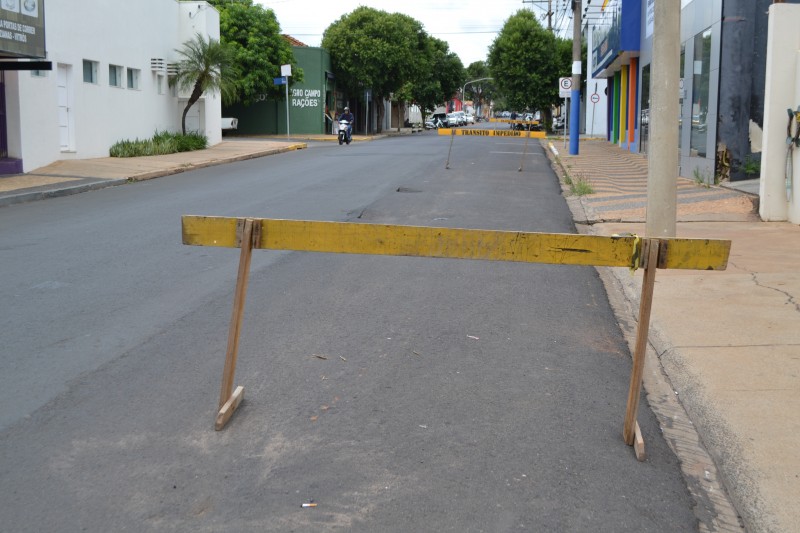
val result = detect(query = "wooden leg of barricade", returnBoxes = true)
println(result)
[215,218,258,430]
[623,238,660,460]
[445,127,455,169]
[519,128,530,172]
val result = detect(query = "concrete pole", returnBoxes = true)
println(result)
[645,1,680,238]
[569,0,582,155]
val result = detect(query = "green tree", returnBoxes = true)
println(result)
[488,10,567,115]
[322,7,428,132]
[171,33,239,134]
[208,0,302,105]
[404,36,464,120]
[464,61,495,117]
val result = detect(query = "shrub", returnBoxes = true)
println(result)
[110,130,208,157]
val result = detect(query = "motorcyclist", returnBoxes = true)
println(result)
[339,106,354,138]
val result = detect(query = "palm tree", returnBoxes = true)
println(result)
[171,33,239,134]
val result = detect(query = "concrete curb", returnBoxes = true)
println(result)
[0,143,309,208]
[599,267,747,532]
[542,138,746,532]
[0,178,129,207]
[126,143,308,182]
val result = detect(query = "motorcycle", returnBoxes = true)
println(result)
[338,119,352,145]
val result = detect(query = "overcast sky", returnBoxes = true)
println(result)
[255,0,551,67]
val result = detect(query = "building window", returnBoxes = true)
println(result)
[690,28,712,158]
[639,64,650,155]
[109,64,123,87]
[83,59,98,84]
[156,73,165,95]
[127,67,140,90]
[30,70,47,78]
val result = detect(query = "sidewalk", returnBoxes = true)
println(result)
[550,140,799,533]
[0,139,311,207]
[1,136,796,532]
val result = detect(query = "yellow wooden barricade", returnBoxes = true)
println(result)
[437,128,547,138]
[182,216,731,460]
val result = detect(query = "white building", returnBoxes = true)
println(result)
[0,0,222,174]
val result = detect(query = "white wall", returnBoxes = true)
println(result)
[6,0,221,172]
[759,4,800,223]
[584,24,609,137]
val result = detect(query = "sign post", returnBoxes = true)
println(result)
[590,89,600,137]
[559,77,572,148]
[281,64,292,140]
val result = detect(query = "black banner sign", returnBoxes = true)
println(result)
[0,0,45,59]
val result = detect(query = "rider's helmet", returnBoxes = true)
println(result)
[344,107,349,112]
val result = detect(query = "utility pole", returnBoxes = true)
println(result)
[646,2,680,237]
[569,0,581,155]
[522,0,554,32]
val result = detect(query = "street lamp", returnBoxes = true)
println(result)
[462,77,493,117]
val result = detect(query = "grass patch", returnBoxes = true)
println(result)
[740,155,760,178]
[693,167,711,188]
[564,171,594,196]
[110,130,207,157]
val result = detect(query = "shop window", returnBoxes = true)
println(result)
[640,64,650,155]
[690,28,712,157]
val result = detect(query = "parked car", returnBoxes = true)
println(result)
[447,111,467,126]
[446,112,460,127]
[465,113,475,124]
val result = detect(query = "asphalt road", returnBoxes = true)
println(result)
[0,132,698,531]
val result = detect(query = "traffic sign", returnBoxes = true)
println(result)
[590,93,600,104]
[273,76,286,85]
[559,77,572,98]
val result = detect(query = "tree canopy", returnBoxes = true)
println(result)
[464,61,495,116]
[487,10,570,113]
[322,7,462,129]
[208,0,302,105]
[403,36,464,117]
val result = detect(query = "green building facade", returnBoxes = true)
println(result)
[225,46,336,136]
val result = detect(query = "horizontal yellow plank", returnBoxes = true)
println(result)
[183,216,638,267]
[438,128,546,138]
[181,217,730,271]
[658,238,731,270]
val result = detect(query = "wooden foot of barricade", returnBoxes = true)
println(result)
[215,218,259,430]
[182,216,730,459]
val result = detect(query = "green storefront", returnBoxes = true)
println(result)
[225,46,335,135]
